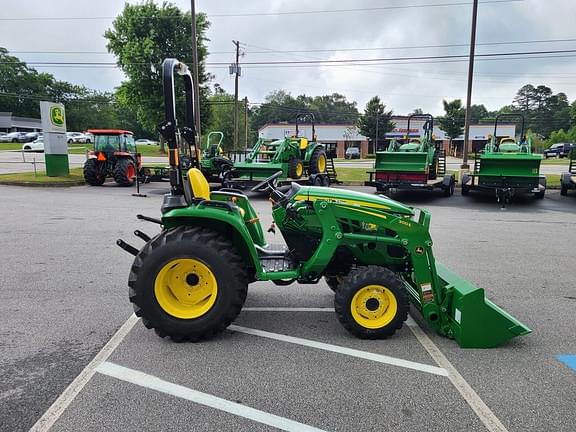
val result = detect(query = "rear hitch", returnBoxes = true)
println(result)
[134,230,151,242]
[116,239,139,256]
[137,214,162,225]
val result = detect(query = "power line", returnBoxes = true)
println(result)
[5,48,576,68]
[0,1,523,21]
[207,0,523,17]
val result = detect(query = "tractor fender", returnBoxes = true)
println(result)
[442,173,455,187]
[161,207,263,278]
[303,142,321,162]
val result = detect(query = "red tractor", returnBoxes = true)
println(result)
[83,129,141,186]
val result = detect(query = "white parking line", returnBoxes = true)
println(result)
[243,307,335,312]
[406,317,509,432]
[229,324,448,376]
[96,361,327,432]
[29,314,139,432]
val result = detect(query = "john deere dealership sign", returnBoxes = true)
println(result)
[40,101,69,176]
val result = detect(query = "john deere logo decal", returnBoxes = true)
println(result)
[50,106,65,127]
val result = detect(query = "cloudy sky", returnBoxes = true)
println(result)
[2,0,576,116]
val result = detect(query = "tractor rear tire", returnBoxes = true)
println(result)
[288,157,304,179]
[83,159,105,186]
[335,266,408,339]
[128,226,248,342]
[309,148,327,174]
[114,158,136,186]
[443,178,455,197]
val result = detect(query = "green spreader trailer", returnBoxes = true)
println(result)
[560,147,576,196]
[461,114,545,204]
[365,114,455,197]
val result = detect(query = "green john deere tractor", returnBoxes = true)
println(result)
[461,114,546,204]
[225,113,334,189]
[199,131,232,183]
[560,147,576,196]
[117,58,530,348]
[366,114,455,197]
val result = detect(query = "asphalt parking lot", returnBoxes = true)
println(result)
[1,182,575,432]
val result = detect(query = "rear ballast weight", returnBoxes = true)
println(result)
[365,114,455,197]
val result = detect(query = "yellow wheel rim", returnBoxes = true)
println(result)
[317,154,326,172]
[154,258,218,319]
[350,285,398,329]
[296,162,303,178]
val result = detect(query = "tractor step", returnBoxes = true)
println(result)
[260,256,296,273]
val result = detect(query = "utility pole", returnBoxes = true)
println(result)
[232,40,240,149]
[244,96,249,149]
[462,0,479,169]
[374,108,380,153]
[190,0,201,139]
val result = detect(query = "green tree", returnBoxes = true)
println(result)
[250,90,307,131]
[357,96,394,149]
[438,99,465,153]
[105,1,212,137]
[205,92,249,150]
[468,104,488,123]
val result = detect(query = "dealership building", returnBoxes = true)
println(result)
[0,112,42,133]
[259,117,516,158]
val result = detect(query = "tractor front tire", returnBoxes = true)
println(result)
[309,148,327,174]
[114,158,136,186]
[128,227,248,342]
[83,159,105,186]
[335,266,408,339]
[560,184,568,196]
[288,157,304,179]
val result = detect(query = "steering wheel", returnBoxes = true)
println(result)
[250,170,283,193]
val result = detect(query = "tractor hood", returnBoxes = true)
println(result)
[293,186,414,216]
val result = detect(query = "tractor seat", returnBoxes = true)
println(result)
[188,168,211,200]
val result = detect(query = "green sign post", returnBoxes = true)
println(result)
[40,101,69,176]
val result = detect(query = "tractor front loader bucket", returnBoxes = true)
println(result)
[375,152,428,173]
[435,263,531,348]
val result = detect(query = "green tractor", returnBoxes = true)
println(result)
[461,114,546,204]
[83,129,141,186]
[365,114,455,197]
[560,146,576,196]
[199,131,232,183]
[116,58,531,348]
[225,113,333,189]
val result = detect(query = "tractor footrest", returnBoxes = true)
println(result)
[260,256,296,273]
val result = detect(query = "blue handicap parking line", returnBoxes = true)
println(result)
[557,355,576,372]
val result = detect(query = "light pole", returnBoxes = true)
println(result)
[190,0,201,139]
[462,0,479,169]
[375,109,380,153]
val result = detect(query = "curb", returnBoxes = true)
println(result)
[0,180,85,187]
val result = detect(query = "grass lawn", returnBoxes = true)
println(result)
[541,158,569,165]
[68,143,166,157]
[0,167,84,185]
[0,143,24,151]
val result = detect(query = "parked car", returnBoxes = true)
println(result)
[66,132,85,143]
[22,139,44,152]
[22,132,40,143]
[345,147,360,159]
[0,132,28,143]
[544,142,575,158]
[135,138,158,146]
